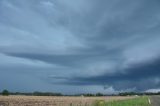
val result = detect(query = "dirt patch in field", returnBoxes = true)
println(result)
[0,95,135,106]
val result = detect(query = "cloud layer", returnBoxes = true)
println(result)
[0,0,160,94]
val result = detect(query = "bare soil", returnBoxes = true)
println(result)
[0,95,134,106]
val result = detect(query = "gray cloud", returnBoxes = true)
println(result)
[0,0,160,93]
[61,58,160,91]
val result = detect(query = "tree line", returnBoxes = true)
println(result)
[0,90,62,96]
[1,89,160,96]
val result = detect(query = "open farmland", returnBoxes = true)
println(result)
[0,95,135,106]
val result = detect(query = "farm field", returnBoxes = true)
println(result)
[0,95,135,106]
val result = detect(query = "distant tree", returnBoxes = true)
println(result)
[96,93,104,96]
[32,91,62,96]
[2,90,9,96]
[83,93,95,97]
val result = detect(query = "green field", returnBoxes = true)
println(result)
[94,96,150,106]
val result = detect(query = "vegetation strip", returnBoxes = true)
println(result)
[93,96,150,106]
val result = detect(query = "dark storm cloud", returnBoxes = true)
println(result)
[60,57,160,91]
[3,45,123,67]
[0,0,160,93]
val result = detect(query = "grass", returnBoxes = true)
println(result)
[93,96,150,106]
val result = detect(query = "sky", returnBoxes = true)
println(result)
[0,0,160,94]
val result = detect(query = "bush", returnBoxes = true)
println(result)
[96,93,104,96]
[2,90,9,96]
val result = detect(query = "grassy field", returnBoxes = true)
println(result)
[94,96,150,106]
[0,95,134,106]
